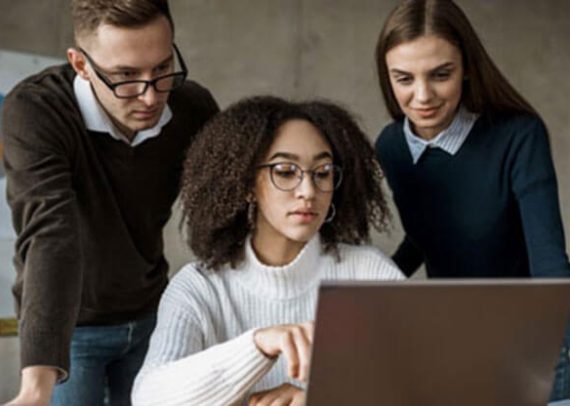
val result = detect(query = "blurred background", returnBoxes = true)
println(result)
[1,0,569,400]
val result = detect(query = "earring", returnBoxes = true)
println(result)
[325,203,336,223]
[247,201,257,229]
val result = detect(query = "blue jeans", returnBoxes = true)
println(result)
[551,333,570,402]
[51,314,156,406]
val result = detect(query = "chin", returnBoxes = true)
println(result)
[129,120,160,133]
[284,228,320,244]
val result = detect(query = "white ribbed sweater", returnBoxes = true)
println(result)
[132,237,403,405]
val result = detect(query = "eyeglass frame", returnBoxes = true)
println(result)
[256,162,343,193]
[78,43,188,99]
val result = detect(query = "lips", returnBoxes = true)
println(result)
[413,106,441,119]
[289,210,318,223]
[132,109,159,120]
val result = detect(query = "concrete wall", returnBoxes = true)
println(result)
[1,0,569,400]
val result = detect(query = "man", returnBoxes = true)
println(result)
[2,1,218,404]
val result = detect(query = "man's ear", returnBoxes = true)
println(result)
[67,48,90,81]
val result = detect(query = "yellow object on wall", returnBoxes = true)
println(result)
[0,318,17,336]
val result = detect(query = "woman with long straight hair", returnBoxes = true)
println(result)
[374,0,569,400]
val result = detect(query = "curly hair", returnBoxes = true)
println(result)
[180,96,390,270]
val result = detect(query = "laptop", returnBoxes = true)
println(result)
[306,279,570,406]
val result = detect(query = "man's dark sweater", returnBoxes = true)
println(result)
[375,112,570,279]
[2,64,218,375]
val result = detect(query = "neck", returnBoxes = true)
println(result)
[91,85,136,141]
[251,232,306,267]
[109,117,136,141]
[413,126,439,140]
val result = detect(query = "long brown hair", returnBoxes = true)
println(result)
[375,0,537,121]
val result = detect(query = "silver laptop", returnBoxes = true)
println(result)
[306,279,570,406]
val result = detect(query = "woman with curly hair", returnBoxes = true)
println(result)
[131,96,403,405]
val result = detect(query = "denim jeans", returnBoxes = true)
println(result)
[51,313,156,406]
[551,333,570,402]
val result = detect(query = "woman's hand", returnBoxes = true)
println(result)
[248,383,305,406]
[253,321,314,382]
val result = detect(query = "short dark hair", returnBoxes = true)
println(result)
[180,96,391,270]
[375,0,536,120]
[71,0,173,41]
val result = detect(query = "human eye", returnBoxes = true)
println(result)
[395,75,413,85]
[154,61,173,76]
[432,69,452,81]
[112,70,138,81]
[272,163,298,179]
[313,163,334,179]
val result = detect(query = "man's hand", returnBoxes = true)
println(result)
[4,366,57,406]
[253,321,314,382]
[248,383,305,406]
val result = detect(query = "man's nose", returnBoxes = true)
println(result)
[138,84,159,106]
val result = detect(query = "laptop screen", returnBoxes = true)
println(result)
[306,279,570,406]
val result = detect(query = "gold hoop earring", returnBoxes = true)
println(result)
[247,201,257,229]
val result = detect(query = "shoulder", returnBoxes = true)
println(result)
[478,111,546,142]
[2,64,81,146]
[375,120,403,148]
[168,80,219,119]
[333,243,404,281]
[374,120,405,162]
[161,262,228,313]
[4,64,75,106]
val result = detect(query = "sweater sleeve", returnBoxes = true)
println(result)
[2,85,82,379]
[510,116,570,277]
[131,268,275,406]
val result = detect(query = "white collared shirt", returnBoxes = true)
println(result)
[73,74,172,147]
[404,105,479,164]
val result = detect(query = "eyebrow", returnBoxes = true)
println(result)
[109,53,174,72]
[389,62,456,76]
[267,151,333,161]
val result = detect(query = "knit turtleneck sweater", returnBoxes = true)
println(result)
[132,236,403,405]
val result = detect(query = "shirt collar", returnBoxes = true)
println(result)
[403,105,479,164]
[73,74,172,147]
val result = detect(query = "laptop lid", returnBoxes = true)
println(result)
[306,279,570,406]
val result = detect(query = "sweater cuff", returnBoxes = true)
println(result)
[20,329,71,382]
[212,328,276,389]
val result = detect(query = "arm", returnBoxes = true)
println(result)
[392,235,424,277]
[375,127,424,277]
[131,275,275,406]
[510,116,570,277]
[2,86,82,392]
[132,271,315,406]
[5,367,58,406]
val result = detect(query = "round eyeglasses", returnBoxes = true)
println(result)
[257,162,343,192]
[79,44,188,99]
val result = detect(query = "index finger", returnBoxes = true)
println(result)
[301,321,315,342]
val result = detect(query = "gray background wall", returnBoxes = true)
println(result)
[0,0,569,400]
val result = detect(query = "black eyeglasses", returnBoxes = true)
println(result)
[79,44,188,99]
[257,162,343,192]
